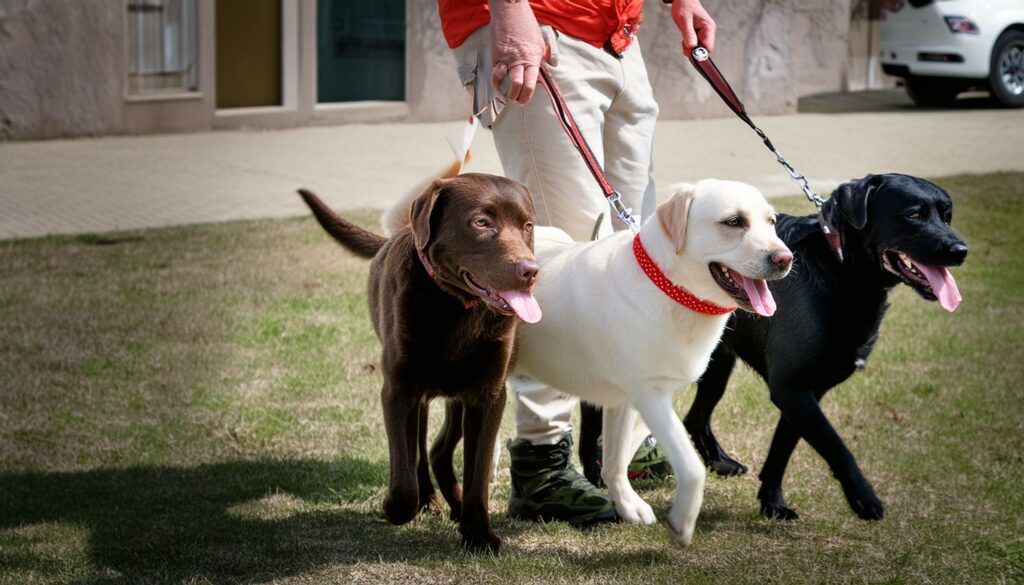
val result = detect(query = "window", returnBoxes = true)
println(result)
[317,0,406,103]
[127,0,198,95]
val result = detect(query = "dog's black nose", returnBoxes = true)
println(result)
[948,242,968,264]
[770,250,794,270]
[516,260,539,283]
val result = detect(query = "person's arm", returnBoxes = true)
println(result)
[666,0,716,54]
[489,0,545,105]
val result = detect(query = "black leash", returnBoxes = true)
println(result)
[688,47,842,259]
[687,47,825,208]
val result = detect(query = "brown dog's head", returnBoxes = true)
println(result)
[410,173,542,323]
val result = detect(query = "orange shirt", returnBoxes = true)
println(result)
[438,0,644,55]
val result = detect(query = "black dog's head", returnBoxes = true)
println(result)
[821,173,967,311]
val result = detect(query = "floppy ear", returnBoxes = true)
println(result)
[410,179,446,251]
[823,174,880,230]
[657,184,697,254]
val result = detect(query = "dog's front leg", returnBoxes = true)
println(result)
[634,394,706,546]
[459,386,506,553]
[601,404,656,525]
[381,382,423,525]
[416,401,442,513]
[430,400,464,522]
[767,383,884,520]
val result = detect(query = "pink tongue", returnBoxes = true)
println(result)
[913,262,962,312]
[499,290,542,323]
[738,274,777,317]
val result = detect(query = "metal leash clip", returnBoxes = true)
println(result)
[608,191,640,234]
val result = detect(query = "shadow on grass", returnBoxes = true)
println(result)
[1,458,469,582]
[0,457,711,582]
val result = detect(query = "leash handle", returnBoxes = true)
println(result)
[688,47,826,210]
[537,67,639,233]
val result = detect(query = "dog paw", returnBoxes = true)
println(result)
[708,457,748,477]
[613,496,657,525]
[448,502,462,523]
[760,501,800,521]
[666,516,694,546]
[460,531,501,554]
[383,494,419,526]
[849,494,885,521]
[419,493,444,515]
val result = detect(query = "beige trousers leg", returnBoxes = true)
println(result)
[456,28,659,446]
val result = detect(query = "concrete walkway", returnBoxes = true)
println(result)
[1,90,1022,240]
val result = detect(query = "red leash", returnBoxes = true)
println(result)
[536,67,639,233]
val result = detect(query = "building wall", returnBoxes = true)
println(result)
[0,0,852,141]
[0,0,215,140]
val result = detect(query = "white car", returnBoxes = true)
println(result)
[880,0,1024,107]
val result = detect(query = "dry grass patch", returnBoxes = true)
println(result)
[0,174,1021,584]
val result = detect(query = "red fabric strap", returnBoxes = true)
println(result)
[632,235,736,316]
[537,67,617,201]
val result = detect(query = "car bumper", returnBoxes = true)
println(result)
[880,36,990,79]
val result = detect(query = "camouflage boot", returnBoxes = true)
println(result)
[506,433,619,527]
[596,434,673,481]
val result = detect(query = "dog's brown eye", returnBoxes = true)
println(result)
[722,216,743,228]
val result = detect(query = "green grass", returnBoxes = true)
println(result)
[1,173,1022,584]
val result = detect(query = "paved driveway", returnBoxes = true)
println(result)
[1,90,1021,240]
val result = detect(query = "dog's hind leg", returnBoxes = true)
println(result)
[684,348,748,476]
[578,402,604,487]
[756,415,802,520]
[381,383,423,525]
[766,383,884,521]
[634,393,706,547]
[601,403,656,525]
[431,400,464,522]
[416,401,442,514]
[458,386,506,553]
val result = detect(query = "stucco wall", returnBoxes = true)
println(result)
[406,0,852,122]
[0,0,126,139]
[1,0,852,140]
[0,0,215,141]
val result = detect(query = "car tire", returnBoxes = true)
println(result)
[989,30,1024,108]
[904,76,962,107]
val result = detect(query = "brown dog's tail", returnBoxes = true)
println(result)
[381,150,470,236]
[298,189,386,259]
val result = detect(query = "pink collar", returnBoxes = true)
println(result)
[632,235,736,316]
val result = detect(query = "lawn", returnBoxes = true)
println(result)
[1,173,1021,584]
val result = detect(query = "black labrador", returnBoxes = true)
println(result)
[581,174,968,521]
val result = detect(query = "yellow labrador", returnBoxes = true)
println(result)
[512,179,793,546]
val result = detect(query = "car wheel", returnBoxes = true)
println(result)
[989,30,1024,108]
[904,76,962,107]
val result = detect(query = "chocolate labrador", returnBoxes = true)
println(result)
[298,172,540,552]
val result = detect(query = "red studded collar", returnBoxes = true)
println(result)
[632,234,736,316]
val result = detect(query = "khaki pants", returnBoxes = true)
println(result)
[454,27,659,445]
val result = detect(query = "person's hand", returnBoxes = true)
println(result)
[489,0,545,105]
[669,0,716,55]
